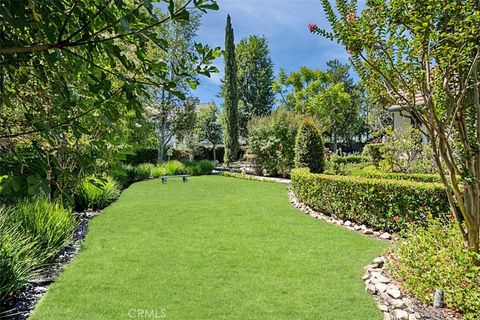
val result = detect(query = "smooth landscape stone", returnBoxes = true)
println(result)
[392,309,409,320]
[387,288,402,299]
[376,282,388,293]
[372,272,390,284]
[380,232,392,240]
[391,299,407,309]
[379,304,389,312]
[367,283,377,294]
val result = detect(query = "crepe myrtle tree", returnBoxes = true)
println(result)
[312,0,480,256]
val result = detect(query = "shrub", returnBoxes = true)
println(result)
[291,168,449,231]
[134,163,154,181]
[247,111,300,177]
[324,141,365,154]
[110,165,129,187]
[388,220,480,319]
[11,198,77,256]
[163,160,186,175]
[362,143,385,167]
[151,165,167,178]
[125,148,157,165]
[324,161,371,176]
[0,223,41,300]
[0,199,76,300]
[184,160,214,176]
[381,125,436,174]
[75,176,121,210]
[120,164,137,184]
[184,161,201,176]
[294,119,325,173]
[219,171,277,183]
[325,154,369,175]
[331,154,368,165]
[196,160,214,175]
[350,167,442,183]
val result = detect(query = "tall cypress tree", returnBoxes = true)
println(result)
[223,15,239,164]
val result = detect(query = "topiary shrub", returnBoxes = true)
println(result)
[388,219,480,319]
[362,143,385,168]
[75,176,121,210]
[291,168,449,231]
[294,119,325,173]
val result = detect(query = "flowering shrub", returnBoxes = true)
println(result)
[247,111,301,177]
[291,168,449,231]
[388,220,480,319]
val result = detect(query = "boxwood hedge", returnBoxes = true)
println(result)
[291,168,450,231]
[349,168,442,183]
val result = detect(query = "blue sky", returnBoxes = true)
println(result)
[193,0,352,105]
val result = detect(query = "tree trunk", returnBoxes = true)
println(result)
[157,114,167,164]
[213,144,217,162]
[0,66,3,114]
[333,126,338,152]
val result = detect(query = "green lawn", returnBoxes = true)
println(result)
[31,176,387,320]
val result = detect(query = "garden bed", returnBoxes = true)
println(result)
[0,212,95,320]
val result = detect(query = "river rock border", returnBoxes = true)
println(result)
[288,189,394,241]
[288,189,464,320]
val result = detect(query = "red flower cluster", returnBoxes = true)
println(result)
[346,12,356,22]
[308,23,318,33]
[461,281,470,288]
[393,216,400,223]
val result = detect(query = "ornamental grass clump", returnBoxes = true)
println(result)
[134,163,154,181]
[75,176,121,210]
[11,198,77,257]
[151,165,167,178]
[388,219,480,319]
[0,199,77,300]
[0,222,41,300]
[163,160,186,176]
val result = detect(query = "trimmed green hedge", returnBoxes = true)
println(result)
[219,171,278,183]
[349,168,442,183]
[291,168,449,231]
[331,155,368,165]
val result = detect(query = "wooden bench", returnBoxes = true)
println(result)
[160,175,189,184]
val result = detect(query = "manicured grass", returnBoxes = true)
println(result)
[30,176,387,320]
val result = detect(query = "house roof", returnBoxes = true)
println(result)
[388,92,424,112]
